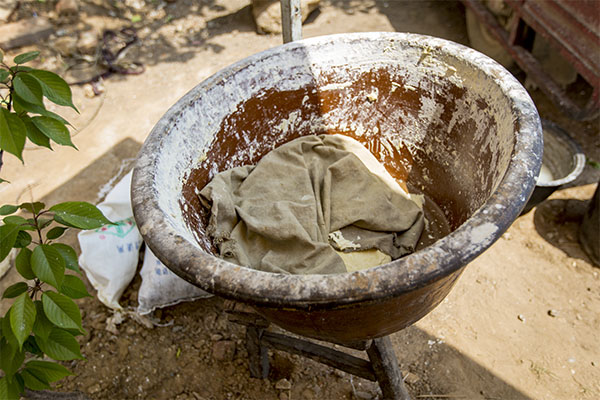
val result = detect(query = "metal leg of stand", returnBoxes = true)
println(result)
[246,326,270,379]
[225,301,411,399]
[367,337,411,400]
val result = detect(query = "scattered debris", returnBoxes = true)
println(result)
[53,35,78,57]
[78,31,99,55]
[366,90,379,103]
[106,311,125,334]
[0,17,54,50]
[403,371,421,385]
[517,314,526,322]
[0,0,17,22]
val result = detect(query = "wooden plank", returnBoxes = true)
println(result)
[262,331,376,381]
[280,0,302,43]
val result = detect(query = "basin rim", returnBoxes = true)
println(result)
[132,32,543,309]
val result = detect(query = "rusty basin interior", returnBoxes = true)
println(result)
[132,33,542,344]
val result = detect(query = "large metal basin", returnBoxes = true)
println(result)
[132,33,542,344]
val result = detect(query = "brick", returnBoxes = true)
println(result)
[0,17,54,51]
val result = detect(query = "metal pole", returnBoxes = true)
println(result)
[281,0,302,43]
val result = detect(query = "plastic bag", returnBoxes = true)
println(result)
[78,169,212,313]
[137,246,212,315]
[78,171,142,310]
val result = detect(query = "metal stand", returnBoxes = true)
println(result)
[225,301,411,400]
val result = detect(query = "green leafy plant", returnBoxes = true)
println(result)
[1,50,111,398]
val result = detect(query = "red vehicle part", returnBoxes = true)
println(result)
[463,0,600,120]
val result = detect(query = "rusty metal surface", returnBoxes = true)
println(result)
[464,0,600,120]
[131,33,542,342]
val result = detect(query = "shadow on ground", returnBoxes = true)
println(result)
[533,197,595,265]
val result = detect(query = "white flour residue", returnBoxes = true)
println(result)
[320,81,353,91]
[329,230,361,251]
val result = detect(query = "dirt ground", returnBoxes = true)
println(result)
[1,1,599,399]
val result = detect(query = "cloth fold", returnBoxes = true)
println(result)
[199,134,424,274]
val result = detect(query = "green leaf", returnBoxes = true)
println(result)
[19,202,45,214]
[60,275,91,299]
[31,116,75,148]
[15,247,35,279]
[0,223,20,262]
[0,205,18,215]
[51,243,79,273]
[9,293,36,349]
[14,230,32,248]
[21,370,49,392]
[50,202,111,229]
[0,69,9,83]
[36,328,84,360]
[3,215,34,230]
[3,215,26,225]
[42,291,83,332]
[46,226,67,240]
[25,360,72,382]
[0,108,27,161]
[0,338,25,380]
[2,282,28,299]
[32,301,53,341]
[10,65,32,74]
[13,73,43,106]
[13,94,70,125]
[0,376,22,400]
[2,316,19,348]
[20,114,51,149]
[23,335,43,357]
[13,51,40,64]
[28,70,77,111]
[31,244,65,290]
[38,218,53,229]
[21,366,51,391]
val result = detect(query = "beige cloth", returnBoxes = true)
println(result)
[199,134,424,275]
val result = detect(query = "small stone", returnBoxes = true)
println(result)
[210,333,223,341]
[591,361,596,367]
[83,81,104,97]
[279,393,289,400]
[212,340,235,361]
[89,383,101,394]
[301,388,315,400]
[517,314,525,322]
[547,309,559,317]
[78,31,98,54]
[354,390,373,400]
[275,378,292,390]
[403,371,420,385]
[56,0,78,16]
[126,325,136,335]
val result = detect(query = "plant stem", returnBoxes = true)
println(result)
[32,210,44,245]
